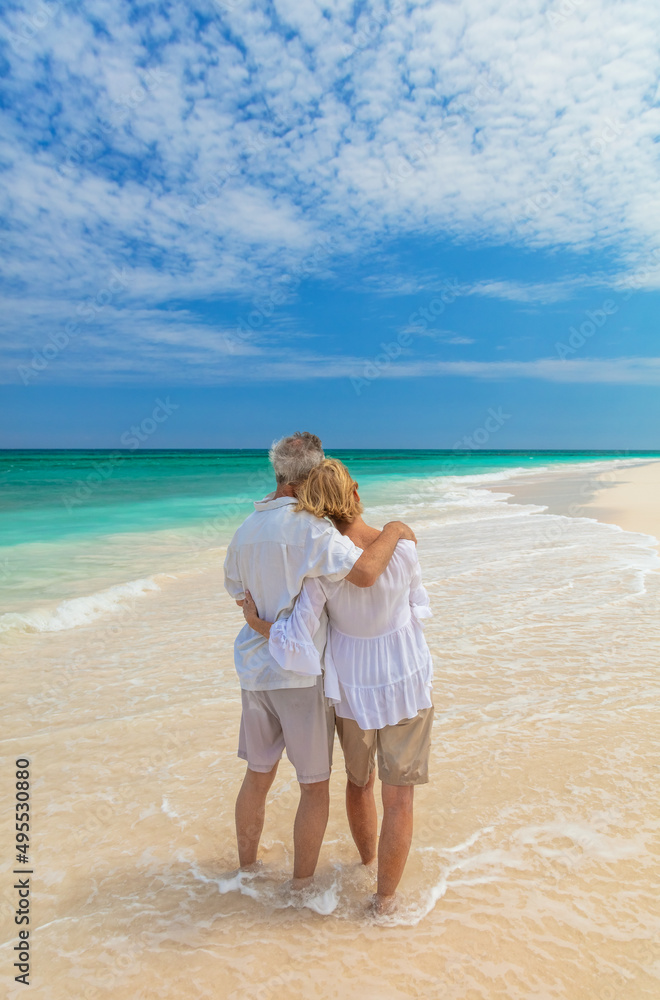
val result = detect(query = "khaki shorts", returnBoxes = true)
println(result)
[335,706,434,787]
[238,676,335,784]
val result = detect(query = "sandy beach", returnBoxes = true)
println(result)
[584,461,660,541]
[1,457,659,1000]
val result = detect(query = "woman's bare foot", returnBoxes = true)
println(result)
[368,892,398,916]
[239,860,265,874]
[278,875,315,896]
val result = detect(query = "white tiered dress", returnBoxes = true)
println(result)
[268,539,434,731]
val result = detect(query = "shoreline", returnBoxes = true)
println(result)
[488,459,660,546]
[2,456,658,638]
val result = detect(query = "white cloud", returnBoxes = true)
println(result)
[5,325,659,387]
[276,355,660,386]
[2,0,660,380]
[465,278,589,304]
[400,325,476,345]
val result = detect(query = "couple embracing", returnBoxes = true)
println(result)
[223,432,434,914]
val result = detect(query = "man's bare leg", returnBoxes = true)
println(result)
[345,770,378,865]
[235,763,279,868]
[291,778,330,886]
[373,783,414,913]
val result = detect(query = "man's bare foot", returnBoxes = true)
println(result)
[368,892,398,916]
[289,875,314,891]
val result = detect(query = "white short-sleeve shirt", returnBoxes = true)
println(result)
[223,494,361,690]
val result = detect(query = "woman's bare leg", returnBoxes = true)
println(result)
[373,783,414,912]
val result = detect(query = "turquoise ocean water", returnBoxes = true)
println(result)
[1,448,658,630]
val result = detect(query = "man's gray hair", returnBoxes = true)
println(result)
[269,431,324,485]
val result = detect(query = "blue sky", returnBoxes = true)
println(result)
[1,0,660,448]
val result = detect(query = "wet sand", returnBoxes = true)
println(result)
[488,459,660,543]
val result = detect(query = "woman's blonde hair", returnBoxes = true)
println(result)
[295,458,363,523]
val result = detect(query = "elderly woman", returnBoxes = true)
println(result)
[241,458,434,913]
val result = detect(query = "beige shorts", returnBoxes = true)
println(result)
[335,706,434,787]
[238,676,335,784]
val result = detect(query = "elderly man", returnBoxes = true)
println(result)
[223,431,414,886]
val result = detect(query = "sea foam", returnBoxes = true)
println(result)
[0,575,161,635]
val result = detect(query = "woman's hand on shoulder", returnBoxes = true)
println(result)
[384,520,417,544]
